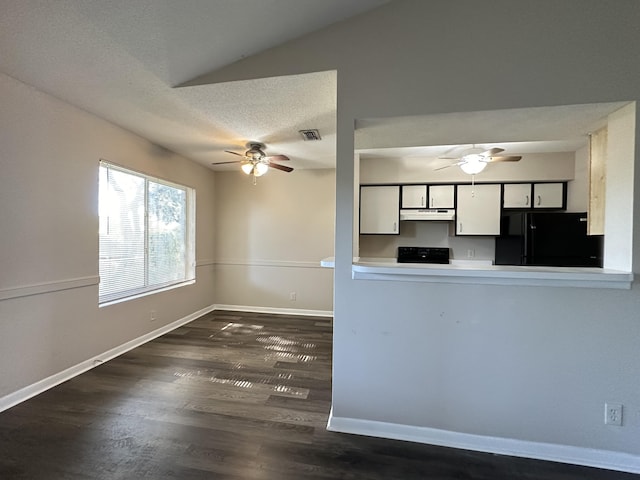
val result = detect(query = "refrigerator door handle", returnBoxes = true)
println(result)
[528,217,536,264]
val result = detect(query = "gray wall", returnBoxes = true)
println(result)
[201,0,640,471]
[214,169,335,312]
[331,0,640,463]
[0,73,217,400]
[0,71,337,408]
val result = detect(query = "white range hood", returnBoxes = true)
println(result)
[400,209,455,221]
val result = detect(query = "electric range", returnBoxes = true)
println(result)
[397,246,450,264]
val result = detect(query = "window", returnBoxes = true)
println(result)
[99,161,195,304]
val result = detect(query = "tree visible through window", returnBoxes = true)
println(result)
[99,161,195,304]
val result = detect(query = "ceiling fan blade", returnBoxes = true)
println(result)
[482,147,505,156]
[433,163,460,171]
[224,150,245,157]
[264,154,290,161]
[211,160,242,165]
[486,155,522,163]
[268,162,294,172]
[440,144,470,158]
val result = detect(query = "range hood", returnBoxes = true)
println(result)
[400,209,455,221]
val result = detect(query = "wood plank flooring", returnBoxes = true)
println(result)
[0,310,636,479]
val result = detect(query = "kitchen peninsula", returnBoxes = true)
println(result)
[345,103,636,290]
[320,256,633,289]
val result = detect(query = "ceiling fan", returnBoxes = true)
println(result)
[435,145,522,175]
[211,142,293,183]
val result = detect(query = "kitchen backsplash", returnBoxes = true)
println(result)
[359,221,495,260]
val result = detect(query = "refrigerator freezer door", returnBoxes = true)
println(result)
[495,212,603,267]
[528,213,602,267]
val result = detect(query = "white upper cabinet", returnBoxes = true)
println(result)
[533,183,564,208]
[360,185,400,234]
[503,183,565,209]
[503,183,532,208]
[456,184,501,235]
[429,185,455,209]
[401,185,427,208]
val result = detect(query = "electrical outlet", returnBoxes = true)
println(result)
[467,249,475,258]
[605,403,623,426]
[289,292,297,302]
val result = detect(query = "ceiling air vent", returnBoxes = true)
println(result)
[299,129,321,141]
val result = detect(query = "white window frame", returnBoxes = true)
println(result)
[99,160,196,305]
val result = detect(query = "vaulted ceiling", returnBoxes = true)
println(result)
[0,0,390,170]
[0,1,626,174]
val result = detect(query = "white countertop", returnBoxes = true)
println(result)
[320,257,634,289]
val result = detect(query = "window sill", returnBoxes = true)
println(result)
[321,257,634,289]
[99,279,195,307]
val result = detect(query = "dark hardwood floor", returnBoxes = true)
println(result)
[0,310,635,479]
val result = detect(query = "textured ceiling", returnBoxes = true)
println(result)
[0,0,389,170]
[0,1,628,173]
[356,102,628,159]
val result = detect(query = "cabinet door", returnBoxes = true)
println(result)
[503,183,532,208]
[429,185,455,208]
[456,184,501,235]
[360,186,400,234]
[533,183,564,208]
[401,185,427,208]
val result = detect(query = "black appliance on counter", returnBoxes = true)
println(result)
[495,212,603,267]
[397,246,450,264]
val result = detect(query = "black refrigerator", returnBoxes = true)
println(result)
[495,212,603,267]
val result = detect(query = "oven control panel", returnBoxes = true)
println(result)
[397,247,450,264]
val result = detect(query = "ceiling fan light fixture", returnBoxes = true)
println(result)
[254,162,269,176]
[214,142,292,182]
[459,154,487,175]
[241,162,254,175]
[241,161,269,177]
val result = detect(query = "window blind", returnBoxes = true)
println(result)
[99,161,194,304]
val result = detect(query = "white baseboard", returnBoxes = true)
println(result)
[4,303,636,474]
[214,303,333,318]
[0,304,216,413]
[0,303,331,412]
[327,410,640,474]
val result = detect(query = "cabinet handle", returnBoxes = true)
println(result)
[537,195,541,206]
[393,222,397,232]
[430,197,433,207]
[525,195,529,206]
[459,222,463,233]
[422,196,425,207]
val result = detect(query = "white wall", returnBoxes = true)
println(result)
[0,73,217,400]
[604,103,636,271]
[202,0,640,472]
[213,169,334,312]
